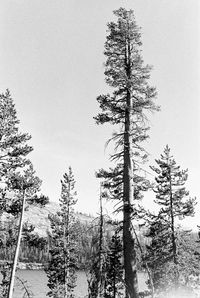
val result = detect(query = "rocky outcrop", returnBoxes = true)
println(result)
[0,261,44,270]
[17,262,44,270]
[24,201,94,237]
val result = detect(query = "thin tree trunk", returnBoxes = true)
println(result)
[64,199,70,297]
[169,169,179,286]
[169,173,177,264]
[15,276,32,298]
[8,189,26,298]
[63,218,67,298]
[123,33,138,298]
[98,183,104,298]
[113,250,116,298]
[123,100,138,298]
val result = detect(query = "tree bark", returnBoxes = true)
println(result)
[113,249,116,298]
[122,30,139,298]
[169,169,179,286]
[63,179,74,297]
[123,90,138,298]
[169,169,177,264]
[8,189,26,298]
[98,183,104,298]
[64,193,70,297]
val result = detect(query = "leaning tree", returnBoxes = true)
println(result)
[95,8,158,298]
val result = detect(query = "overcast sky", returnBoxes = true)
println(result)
[0,0,199,228]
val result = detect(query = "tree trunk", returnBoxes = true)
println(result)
[98,183,104,298]
[113,252,116,298]
[64,201,70,297]
[169,175,177,264]
[123,91,138,298]
[169,169,179,285]
[8,189,26,298]
[122,31,139,298]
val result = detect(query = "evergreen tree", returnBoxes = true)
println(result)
[145,220,200,295]
[0,90,33,213]
[104,232,124,298]
[94,8,158,298]
[45,167,79,298]
[145,145,197,293]
[0,90,41,298]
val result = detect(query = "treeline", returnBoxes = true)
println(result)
[0,217,113,268]
[2,219,198,269]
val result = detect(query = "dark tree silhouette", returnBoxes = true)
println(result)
[95,8,158,297]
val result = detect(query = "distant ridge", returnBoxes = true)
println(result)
[24,201,94,237]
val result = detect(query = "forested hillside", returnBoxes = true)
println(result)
[1,201,119,269]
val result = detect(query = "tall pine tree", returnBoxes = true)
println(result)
[95,8,158,298]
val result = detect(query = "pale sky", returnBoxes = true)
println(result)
[0,1,199,228]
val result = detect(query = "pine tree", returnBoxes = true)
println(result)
[151,145,196,263]
[145,219,200,295]
[94,8,158,298]
[45,167,79,298]
[145,145,197,292]
[0,90,33,198]
[0,90,41,297]
[0,89,33,232]
[104,232,124,298]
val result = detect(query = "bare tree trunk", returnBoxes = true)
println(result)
[63,198,70,297]
[169,170,179,286]
[98,183,104,298]
[123,33,139,298]
[63,219,67,298]
[123,96,138,298]
[169,172,177,264]
[113,257,116,298]
[8,189,26,298]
